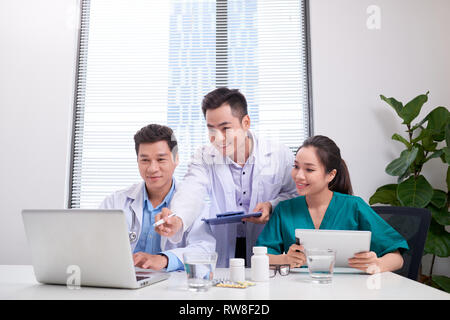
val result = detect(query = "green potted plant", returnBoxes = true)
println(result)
[369,91,450,292]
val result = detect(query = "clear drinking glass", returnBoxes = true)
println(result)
[183,252,218,292]
[305,248,336,284]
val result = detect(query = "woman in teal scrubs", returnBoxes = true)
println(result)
[256,135,408,273]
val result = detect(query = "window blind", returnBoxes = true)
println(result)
[70,0,312,208]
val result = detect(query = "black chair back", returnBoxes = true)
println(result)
[371,206,431,281]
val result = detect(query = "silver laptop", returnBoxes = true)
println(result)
[22,209,170,289]
[295,229,371,267]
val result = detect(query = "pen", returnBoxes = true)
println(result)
[153,213,176,227]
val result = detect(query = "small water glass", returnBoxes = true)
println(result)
[305,248,336,284]
[183,252,218,292]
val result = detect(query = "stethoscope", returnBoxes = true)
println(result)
[129,208,138,243]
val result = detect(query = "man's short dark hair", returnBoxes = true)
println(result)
[201,87,248,120]
[134,124,177,157]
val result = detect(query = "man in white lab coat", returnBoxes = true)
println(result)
[155,88,297,267]
[99,124,215,271]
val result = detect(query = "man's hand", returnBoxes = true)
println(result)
[133,252,168,270]
[242,201,272,224]
[154,207,183,237]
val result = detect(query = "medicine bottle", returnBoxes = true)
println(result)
[251,246,269,282]
[229,258,245,283]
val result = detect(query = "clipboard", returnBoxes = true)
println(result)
[202,211,262,225]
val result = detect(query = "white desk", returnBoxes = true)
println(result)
[0,265,448,300]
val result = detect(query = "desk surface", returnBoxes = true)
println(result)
[0,265,448,300]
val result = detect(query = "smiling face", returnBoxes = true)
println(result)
[291,146,336,196]
[137,140,178,194]
[206,103,250,158]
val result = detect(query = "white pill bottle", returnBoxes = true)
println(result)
[251,246,269,282]
[229,258,246,283]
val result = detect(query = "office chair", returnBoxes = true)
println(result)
[371,206,431,281]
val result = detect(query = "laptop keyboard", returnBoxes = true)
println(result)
[136,276,151,281]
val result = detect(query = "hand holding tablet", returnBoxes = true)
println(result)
[202,211,263,225]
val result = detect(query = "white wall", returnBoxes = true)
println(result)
[0,0,448,276]
[309,0,450,276]
[0,0,78,264]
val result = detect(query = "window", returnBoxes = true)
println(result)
[70,0,312,208]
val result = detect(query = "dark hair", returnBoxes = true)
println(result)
[201,87,248,120]
[297,135,353,195]
[134,124,178,157]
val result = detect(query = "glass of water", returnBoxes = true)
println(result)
[305,248,336,284]
[183,252,218,292]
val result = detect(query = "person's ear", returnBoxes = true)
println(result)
[327,169,337,183]
[174,153,179,167]
[241,114,250,130]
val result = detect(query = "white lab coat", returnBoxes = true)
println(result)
[169,131,298,267]
[99,181,216,266]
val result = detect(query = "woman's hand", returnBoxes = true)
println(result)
[286,244,306,268]
[348,251,381,274]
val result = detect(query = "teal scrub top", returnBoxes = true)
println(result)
[256,192,409,257]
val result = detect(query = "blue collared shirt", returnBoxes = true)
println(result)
[133,179,184,271]
[228,131,256,238]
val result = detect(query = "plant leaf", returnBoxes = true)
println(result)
[424,149,443,163]
[380,95,403,117]
[397,175,433,208]
[447,166,450,191]
[430,189,447,209]
[425,106,450,141]
[411,127,428,143]
[422,128,438,152]
[369,184,400,206]
[413,144,425,168]
[385,147,419,177]
[443,146,450,165]
[432,275,450,293]
[446,123,450,146]
[397,167,412,184]
[424,220,450,257]
[391,133,411,148]
[399,91,429,125]
[410,117,428,132]
[428,204,450,226]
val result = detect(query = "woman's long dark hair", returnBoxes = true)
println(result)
[297,135,353,195]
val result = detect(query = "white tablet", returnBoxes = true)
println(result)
[295,229,371,267]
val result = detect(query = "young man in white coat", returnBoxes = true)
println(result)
[99,124,215,271]
[155,88,298,267]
